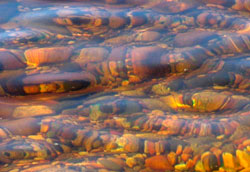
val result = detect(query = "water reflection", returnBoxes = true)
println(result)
[0,0,249,171]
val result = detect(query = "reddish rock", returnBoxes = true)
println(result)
[145,155,174,171]
[0,118,40,135]
[174,30,216,47]
[24,47,72,66]
[0,49,26,70]
[201,152,219,171]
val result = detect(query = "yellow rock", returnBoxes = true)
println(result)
[240,168,250,172]
[175,163,188,171]
[222,152,236,169]
[13,105,54,118]
[236,150,250,168]
[28,135,44,140]
[195,160,206,172]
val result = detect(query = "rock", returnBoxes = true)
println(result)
[109,15,128,29]
[195,160,206,172]
[24,47,72,66]
[145,155,174,171]
[12,105,54,118]
[129,46,165,80]
[135,31,161,42]
[0,49,26,70]
[201,152,219,171]
[236,150,250,168]
[116,134,139,152]
[0,118,40,135]
[181,153,192,162]
[222,152,237,169]
[77,47,109,65]
[98,158,124,171]
[174,30,216,47]
[175,163,188,171]
[126,154,145,168]
[167,152,177,166]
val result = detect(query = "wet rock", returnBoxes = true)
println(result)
[222,152,237,169]
[76,47,109,65]
[0,118,40,135]
[98,158,125,171]
[109,15,128,29]
[195,160,206,172]
[167,152,177,166]
[135,31,161,42]
[174,30,217,47]
[116,134,139,152]
[0,49,26,70]
[145,155,174,171]
[201,152,219,171]
[24,47,72,66]
[130,46,165,80]
[126,154,145,168]
[175,163,188,171]
[12,105,54,118]
[236,150,250,168]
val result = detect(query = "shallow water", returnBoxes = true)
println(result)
[0,0,249,171]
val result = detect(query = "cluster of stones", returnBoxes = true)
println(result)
[0,0,249,171]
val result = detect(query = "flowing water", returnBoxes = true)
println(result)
[0,0,249,171]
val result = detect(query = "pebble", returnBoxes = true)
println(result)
[222,152,236,169]
[145,155,174,171]
[98,158,124,171]
[77,47,109,65]
[12,105,54,118]
[201,152,219,171]
[24,47,72,66]
[236,150,250,168]
[175,163,188,171]
[174,30,216,47]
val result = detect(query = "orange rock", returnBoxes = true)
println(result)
[243,139,250,147]
[167,152,177,166]
[222,152,236,169]
[183,146,193,154]
[77,47,109,65]
[162,119,184,135]
[181,153,192,162]
[201,152,219,171]
[24,47,72,66]
[145,155,174,171]
[176,144,183,155]
[148,141,156,155]
[116,134,139,152]
[236,150,250,168]
[12,105,54,118]
[186,159,195,169]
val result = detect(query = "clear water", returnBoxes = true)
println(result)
[0,0,249,171]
